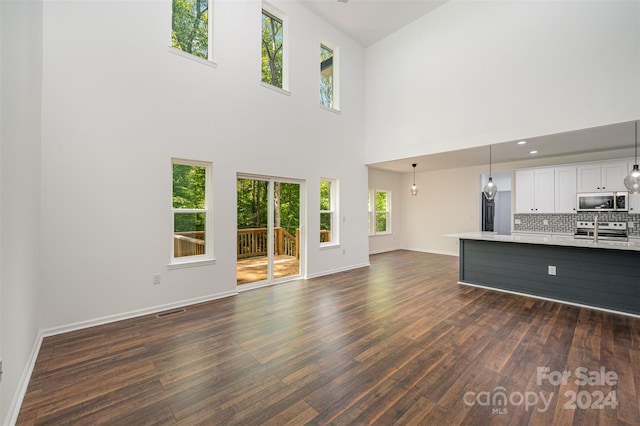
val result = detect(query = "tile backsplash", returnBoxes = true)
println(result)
[513,213,640,238]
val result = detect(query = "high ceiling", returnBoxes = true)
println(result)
[298,0,447,47]
[298,1,638,173]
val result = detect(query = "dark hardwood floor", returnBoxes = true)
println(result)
[17,250,640,425]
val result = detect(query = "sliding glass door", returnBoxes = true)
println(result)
[236,175,302,287]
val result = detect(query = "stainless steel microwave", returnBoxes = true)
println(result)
[576,192,628,212]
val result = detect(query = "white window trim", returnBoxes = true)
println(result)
[319,104,341,115]
[260,81,291,96]
[169,158,215,267]
[320,178,339,247]
[261,2,289,92]
[168,47,218,68]
[320,39,340,112]
[169,0,216,65]
[369,189,392,236]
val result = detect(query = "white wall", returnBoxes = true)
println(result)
[39,0,368,329]
[368,168,403,254]
[365,0,640,164]
[401,166,484,256]
[0,0,43,423]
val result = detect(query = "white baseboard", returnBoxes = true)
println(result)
[402,247,459,257]
[306,262,370,279]
[4,331,43,426]
[368,247,401,255]
[40,290,238,338]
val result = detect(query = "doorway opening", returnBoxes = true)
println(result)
[480,173,512,235]
[236,175,303,289]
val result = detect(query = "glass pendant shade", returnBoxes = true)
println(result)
[483,145,498,200]
[624,164,640,194]
[624,121,640,194]
[410,163,418,197]
[483,177,497,200]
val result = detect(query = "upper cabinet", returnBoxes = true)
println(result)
[515,168,555,213]
[515,159,633,215]
[577,161,628,192]
[555,166,577,213]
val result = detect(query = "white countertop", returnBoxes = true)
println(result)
[448,232,640,252]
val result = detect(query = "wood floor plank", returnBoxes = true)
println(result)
[16,250,640,425]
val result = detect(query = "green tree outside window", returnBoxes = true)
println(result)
[320,45,334,108]
[375,191,388,233]
[262,11,283,88]
[172,0,209,59]
[173,163,206,234]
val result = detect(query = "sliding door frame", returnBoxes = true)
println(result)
[236,173,306,290]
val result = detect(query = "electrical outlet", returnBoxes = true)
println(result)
[153,274,161,285]
[515,219,522,225]
[628,221,635,229]
[548,265,556,276]
[543,220,549,226]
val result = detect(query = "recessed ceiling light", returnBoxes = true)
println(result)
[517,141,527,145]
[529,150,538,155]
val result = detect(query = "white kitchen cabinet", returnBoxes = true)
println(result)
[515,170,534,213]
[515,168,554,213]
[577,161,628,192]
[601,162,629,191]
[554,166,577,213]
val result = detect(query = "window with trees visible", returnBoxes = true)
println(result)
[172,159,212,262]
[261,7,286,89]
[320,179,337,245]
[171,0,210,60]
[369,190,391,235]
[320,44,334,109]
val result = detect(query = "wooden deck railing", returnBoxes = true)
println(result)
[237,227,300,259]
[175,228,329,259]
[174,231,205,257]
[320,230,331,243]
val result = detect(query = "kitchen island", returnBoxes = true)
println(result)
[448,232,640,316]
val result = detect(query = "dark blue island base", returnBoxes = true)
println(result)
[459,238,640,316]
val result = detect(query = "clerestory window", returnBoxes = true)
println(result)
[320,43,338,110]
[261,5,288,91]
[171,0,211,60]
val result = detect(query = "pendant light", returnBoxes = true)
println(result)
[410,163,419,197]
[483,145,498,200]
[624,121,640,194]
